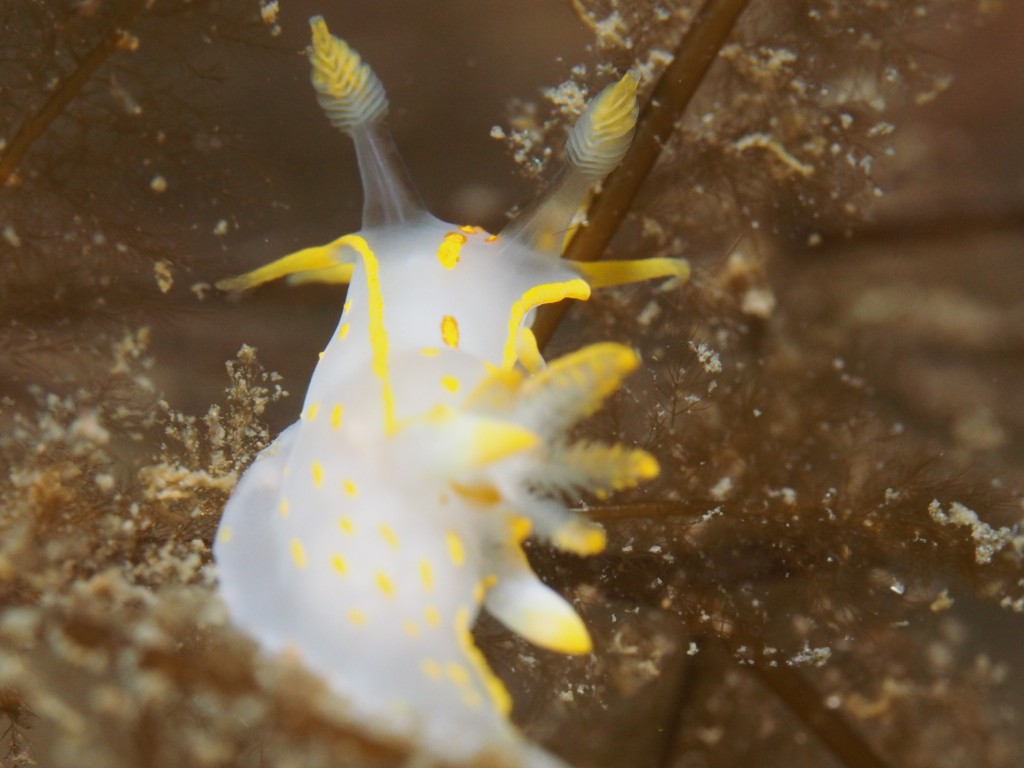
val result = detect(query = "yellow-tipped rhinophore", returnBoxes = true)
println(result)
[309,16,388,133]
[566,71,640,176]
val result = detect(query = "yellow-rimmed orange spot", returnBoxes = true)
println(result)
[437,231,467,270]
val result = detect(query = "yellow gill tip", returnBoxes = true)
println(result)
[632,449,660,481]
[552,520,607,556]
[527,610,593,656]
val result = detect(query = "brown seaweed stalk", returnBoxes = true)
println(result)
[531,0,752,348]
[0,0,146,187]
[532,3,904,766]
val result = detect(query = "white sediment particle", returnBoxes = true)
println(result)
[787,643,831,667]
[689,341,722,374]
[929,589,954,612]
[2,225,21,247]
[154,259,173,293]
[542,80,588,116]
[767,487,797,506]
[637,300,661,326]
[259,0,279,24]
[709,476,732,501]
[212,219,229,236]
[733,132,814,177]
[149,174,167,193]
[928,499,1016,565]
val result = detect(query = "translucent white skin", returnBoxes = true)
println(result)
[215,262,612,764]
[306,218,587,385]
[214,16,683,768]
[216,352,541,763]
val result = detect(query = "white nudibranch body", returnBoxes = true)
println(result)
[214,15,689,768]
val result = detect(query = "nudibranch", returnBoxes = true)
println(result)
[214,16,689,768]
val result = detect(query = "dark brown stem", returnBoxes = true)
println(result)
[533,0,753,348]
[730,635,895,768]
[0,0,147,187]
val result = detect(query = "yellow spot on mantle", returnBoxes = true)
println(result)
[446,662,470,687]
[338,322,350,340]
[311,461,324,488]
[290,539,307,569]
[278,498,290,519]
[375,571,395,597]
[419,560,434,591]
[440,375,461,394]
[305,402,320,421]
[330,553,348,574]
[331,404,343,430]
[424,605,441,627]
[343,479,358,496]
[378,523,400,549]
[218,526,233,543]
[347,609,367,626]
[339,517,356,534]
[420,347,440,357]
[402,619,421,637]
[446,531,466,566]
[441,315,459,348]
[422,659,442,679]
